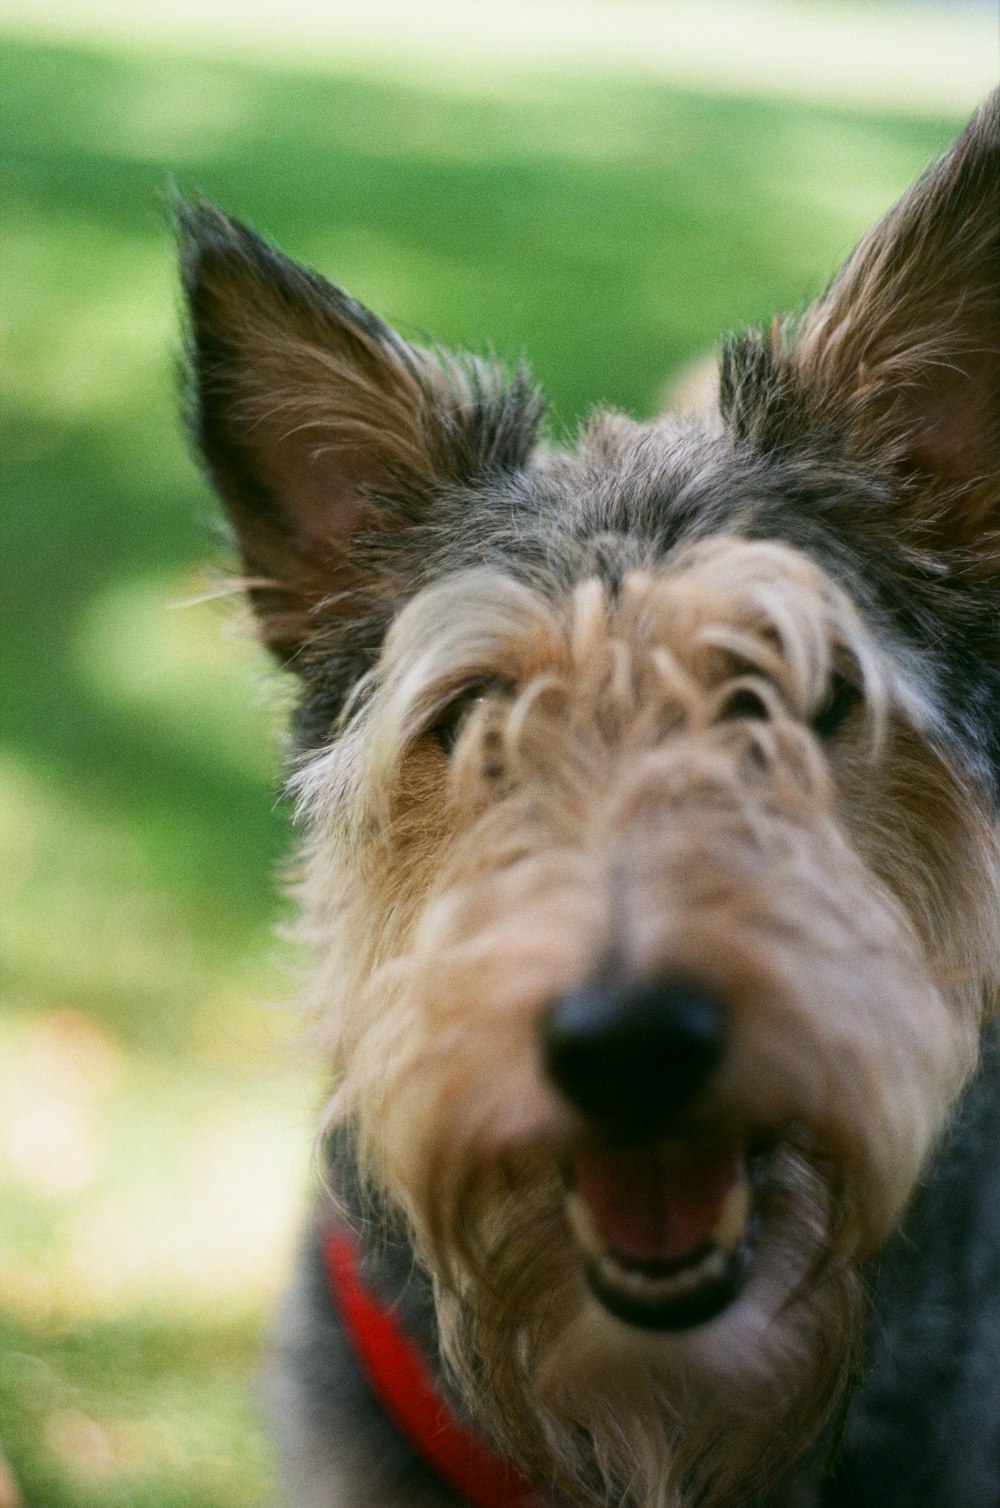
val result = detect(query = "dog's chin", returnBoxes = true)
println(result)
[563,1135,760,1332]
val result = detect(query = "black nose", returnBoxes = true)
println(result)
[541,976,724,1132]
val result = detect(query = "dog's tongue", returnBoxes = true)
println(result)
[574,1139,742,1263]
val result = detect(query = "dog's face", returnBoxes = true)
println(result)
[325,535,970,1282]
[181,96,999,1503]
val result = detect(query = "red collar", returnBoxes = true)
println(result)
[323,1225,542,1508]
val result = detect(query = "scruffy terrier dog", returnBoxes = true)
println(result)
[179,94,998,1508]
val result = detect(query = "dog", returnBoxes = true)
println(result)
[178,92,999,1507]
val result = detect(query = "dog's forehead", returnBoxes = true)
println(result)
[401,426,997,794]
[435,413,883,590]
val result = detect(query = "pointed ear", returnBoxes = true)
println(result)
[791,92,999,541]
[177,201,543,666]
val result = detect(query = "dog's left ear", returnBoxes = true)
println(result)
[792,91,999,541]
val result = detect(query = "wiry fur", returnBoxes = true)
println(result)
[179,95,1000,1507]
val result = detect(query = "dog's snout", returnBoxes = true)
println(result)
[541,976,724,1131]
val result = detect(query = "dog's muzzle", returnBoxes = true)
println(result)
[542,975,756,1330]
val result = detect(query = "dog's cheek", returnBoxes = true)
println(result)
[372,751,459,922]
[835,724,999,1020]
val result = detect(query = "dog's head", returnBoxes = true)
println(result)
[180,95,999,1503]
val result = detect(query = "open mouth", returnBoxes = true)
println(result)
[564,1136,757,1330]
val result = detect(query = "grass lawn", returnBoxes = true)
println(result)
[0,30,963,1506]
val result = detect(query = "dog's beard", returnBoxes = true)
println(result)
[404,1141,859,1508]
[328,768,974,1505]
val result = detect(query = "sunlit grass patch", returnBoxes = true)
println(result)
[1,1307,272,1507]
[3,223,175,421]
[0,758,294,1048]
[76,570,286,787]
[0,1008,316,1313]
[0,1004,315,1504]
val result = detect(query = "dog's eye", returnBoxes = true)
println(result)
[811,674,861,739]
[427,679,508,755]
[718,686,770,723]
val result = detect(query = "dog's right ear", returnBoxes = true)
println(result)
[178,201,543,667]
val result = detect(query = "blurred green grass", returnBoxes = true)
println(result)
[0,32,960,1506]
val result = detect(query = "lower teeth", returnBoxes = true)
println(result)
[598,1243,730,1303]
